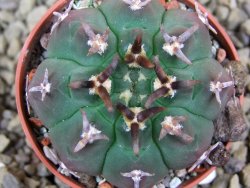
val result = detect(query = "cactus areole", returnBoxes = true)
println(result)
[16,0,240,188]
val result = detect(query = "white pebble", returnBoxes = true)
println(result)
[169,177,182,188]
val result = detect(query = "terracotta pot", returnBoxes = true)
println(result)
[16,0,239,188]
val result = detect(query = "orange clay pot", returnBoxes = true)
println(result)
[16,0,240,188]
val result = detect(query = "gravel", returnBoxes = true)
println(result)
[0,0,249,187]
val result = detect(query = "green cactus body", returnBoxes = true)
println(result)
[28,1,234,188]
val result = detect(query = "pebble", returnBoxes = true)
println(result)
[169,177,182,188]
[7,115,20,132]
[0,154,12,165]
[0,57,15,73]
[0,135,10,152]
[24,164,36,176]
[2,172,21,188]
[1,70,15,86]
[237,30,250,46]
[4,21,26,43]
[0,79,6,95]
[0,0,18,10]
[7,37,21,58]
[238,48,250,64]
[231,142,248,163]
[243,2,250,16]
[17,0,36,17]
[26,6,48,31]
[37,163,51,177]
[199,0,210,4]
[45,0,57,7]
[0,10,15,23]
[0,35,6,54]
[224,158,245,174]
[215,6,229,21]
[230,33,244,48]
[216,48,226,63]
[229,174,241,188]
[240,19,250,35]
[175,169,187,178]
[227,8,248,30]
[24,177,40,188]
[242,164,250,187]
[2,110,14,120]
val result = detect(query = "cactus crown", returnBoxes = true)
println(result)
[27,0,234,187]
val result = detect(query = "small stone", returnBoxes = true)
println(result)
[0,164,8,183]
[224,158,245,174]
[17,0,36,16]
[7,37,21,58]
[241,19,250,35]
[0,135,10,152]
[14,150,30,164]
[4,21,26,43]
[232,142,248,163]
[0,10,15,23]
[0,78,6,95]
[229,174,240,188]
[162,176,171,187]
[215,6,229,21]
[199,0,210,4]
[2,110,13,120]
[26,6,48,31]
[230,33,244,48]
[175,169,187,178]
[0,57,15,72]
[0,0,18,10]
[7,115,20,132]
[24,164,36,175]
[1,70,15,85]
[0,154,12,165]
[219,0,237,8]
[216,48,226,63]
[211,174,230,188]
[242,164,250,187]
[154,183,165,188]
[44,186,57,188]
[243,2,250,16]
[237,48,250,64]
[37,163,50,177]
[0,35,6,54]
[2,172,21,188]
[169,177,182,188]
[24,177,40,188]
[237,31,250,46]
[227,8,248,30]
[40,33,50,49]
[45,0,57,7]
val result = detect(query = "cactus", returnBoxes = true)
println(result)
[27,0,235,187]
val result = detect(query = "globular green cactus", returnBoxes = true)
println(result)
[27,0,235,187]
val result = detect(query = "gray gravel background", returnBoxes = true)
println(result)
[0,0,250,187]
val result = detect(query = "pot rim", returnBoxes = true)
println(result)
[15,1,239,188]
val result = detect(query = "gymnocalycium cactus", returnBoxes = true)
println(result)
[27,0,235,187]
